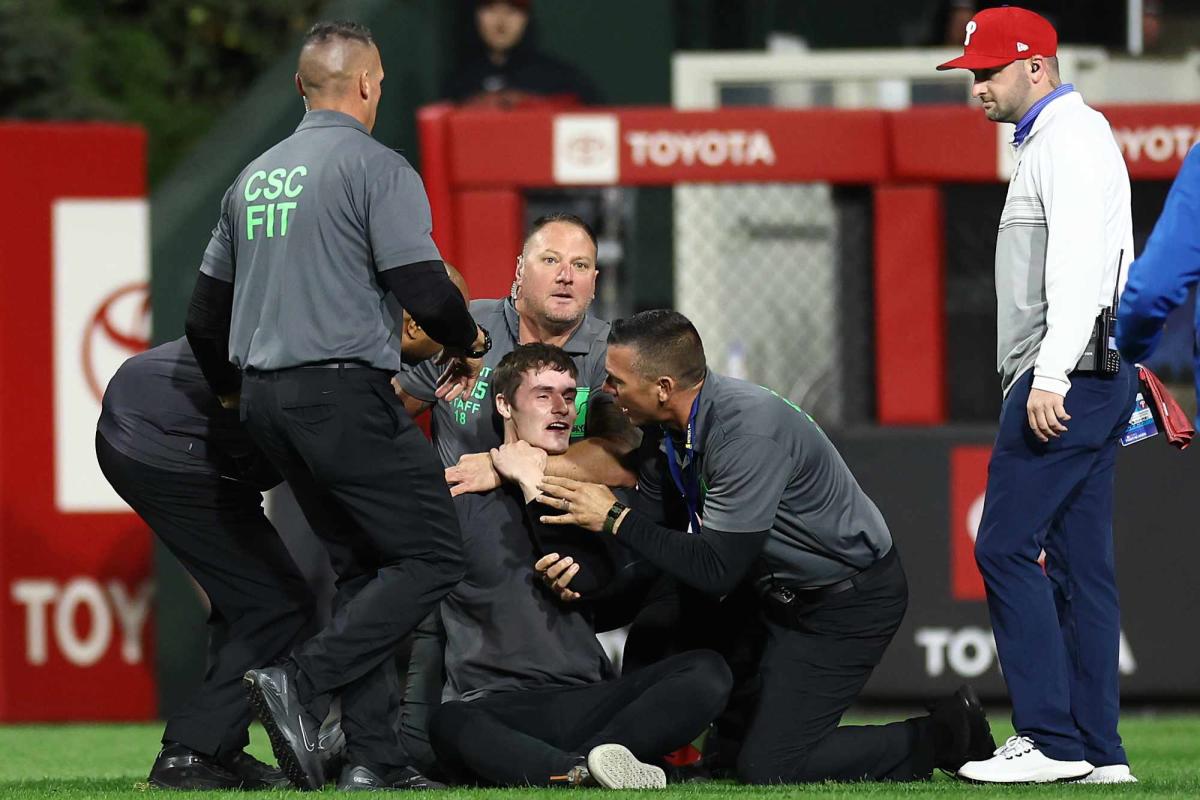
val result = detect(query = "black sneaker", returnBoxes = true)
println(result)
[338,764,446,791]
[929,684,996,774]
[148,743,243,790]
[220,749,291,789]
[338,764,389,791]
[390,765,446,790]
[244,665,326,790]
[318,716,346,779]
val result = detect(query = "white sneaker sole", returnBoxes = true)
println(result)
[1077,765,1138,784]
[958,762,1094,784]
[587,744,666,789]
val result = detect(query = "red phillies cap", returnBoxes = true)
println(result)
[936,6,1057,71]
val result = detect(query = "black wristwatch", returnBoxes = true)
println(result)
[604,501,628,535]
[464,325,492,359]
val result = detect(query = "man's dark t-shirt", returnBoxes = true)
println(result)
[440,486,615,702]
[97,337,277,487]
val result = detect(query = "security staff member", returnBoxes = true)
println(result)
[937,6,1137,785]
[534,310,995,785]
[184,20,489,791]
[1117,143,1200,409]
[397,212,637,489]
[97,338,306,791]
[426,344,730,789]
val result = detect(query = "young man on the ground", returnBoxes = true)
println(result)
[424,343,731,788]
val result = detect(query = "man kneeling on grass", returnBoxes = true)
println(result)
[426,343,731,788]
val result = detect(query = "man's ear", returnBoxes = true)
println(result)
[511,255,525,300]
[359,70,371,101]
[655,375,675,404]
[495,392,513,420]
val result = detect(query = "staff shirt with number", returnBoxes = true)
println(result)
[199,109,442,372]
[398,298,612,467]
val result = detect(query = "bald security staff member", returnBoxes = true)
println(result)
[184,20,489,791]
[536,310,996,786]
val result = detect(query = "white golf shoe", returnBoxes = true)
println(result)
[957,735,1094,784]
[1077,764,1138,784]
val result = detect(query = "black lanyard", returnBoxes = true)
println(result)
[662,394,702,534]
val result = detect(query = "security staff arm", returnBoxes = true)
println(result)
[545,400,641,487]
[379,260,479,352]
[614,509,767,597]
[1117,145,1200,364]
[535,472,767,597]
[185,272,241,400]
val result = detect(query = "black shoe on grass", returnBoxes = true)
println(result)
[244,665,326,790]
[220,749,291,789]
[930,684,996,775]
[338,764,446,791]
[148,743,243,790]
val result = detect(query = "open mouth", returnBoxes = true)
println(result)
[546,421,569,432]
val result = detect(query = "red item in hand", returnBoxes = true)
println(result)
[1138,365,1195,450]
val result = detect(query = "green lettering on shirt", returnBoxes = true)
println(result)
[571,388,591,440]
[244,165,307,240]
[762,386,819,428]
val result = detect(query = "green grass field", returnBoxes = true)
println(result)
[1,713,1198,798]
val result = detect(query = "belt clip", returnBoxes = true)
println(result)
[768,584,796,606]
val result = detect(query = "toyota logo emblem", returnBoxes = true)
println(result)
[83,282,150,404]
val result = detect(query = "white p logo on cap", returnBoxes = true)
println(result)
[1016,41,1030,52]
[964,20,977,46]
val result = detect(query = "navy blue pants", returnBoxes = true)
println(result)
[975,366,1136,766]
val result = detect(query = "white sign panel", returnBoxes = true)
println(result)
[553,114,620,185]
[53,199,150,512]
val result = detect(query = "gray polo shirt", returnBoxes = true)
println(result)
[638,371,892,589]
[200,109,442,371]
[441,485,613,702]
[97,337,259,478]
[398,298,612,467]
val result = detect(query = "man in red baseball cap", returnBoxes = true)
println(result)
[937,5,1139,788]
[938,6,1060,125]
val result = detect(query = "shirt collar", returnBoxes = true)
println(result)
[658,370,718,461]
[502,298,600,356]
[295,109,370,136]
[1013,84,1075,147]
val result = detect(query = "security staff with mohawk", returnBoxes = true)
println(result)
[184,20,490,791]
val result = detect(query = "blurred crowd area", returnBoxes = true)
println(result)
[4,0,1199,185]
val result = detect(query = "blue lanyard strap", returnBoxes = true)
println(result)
[663,394,702,534]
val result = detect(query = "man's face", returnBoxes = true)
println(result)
[515,221,598,329]
[504,367,578,455]
[970,60,1032,123]
[477,2,528,53]
[603,345,663,427]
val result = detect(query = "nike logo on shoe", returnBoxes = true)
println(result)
[298,715,316,752]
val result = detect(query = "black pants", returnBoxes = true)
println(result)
[738,550,930,783]
[428,650,732,786]
[623,577,766,770]
[241,366,464,771]
[95,433,312,758]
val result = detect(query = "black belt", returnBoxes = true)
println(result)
[244,361,388,379]
[763,546,898,610]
